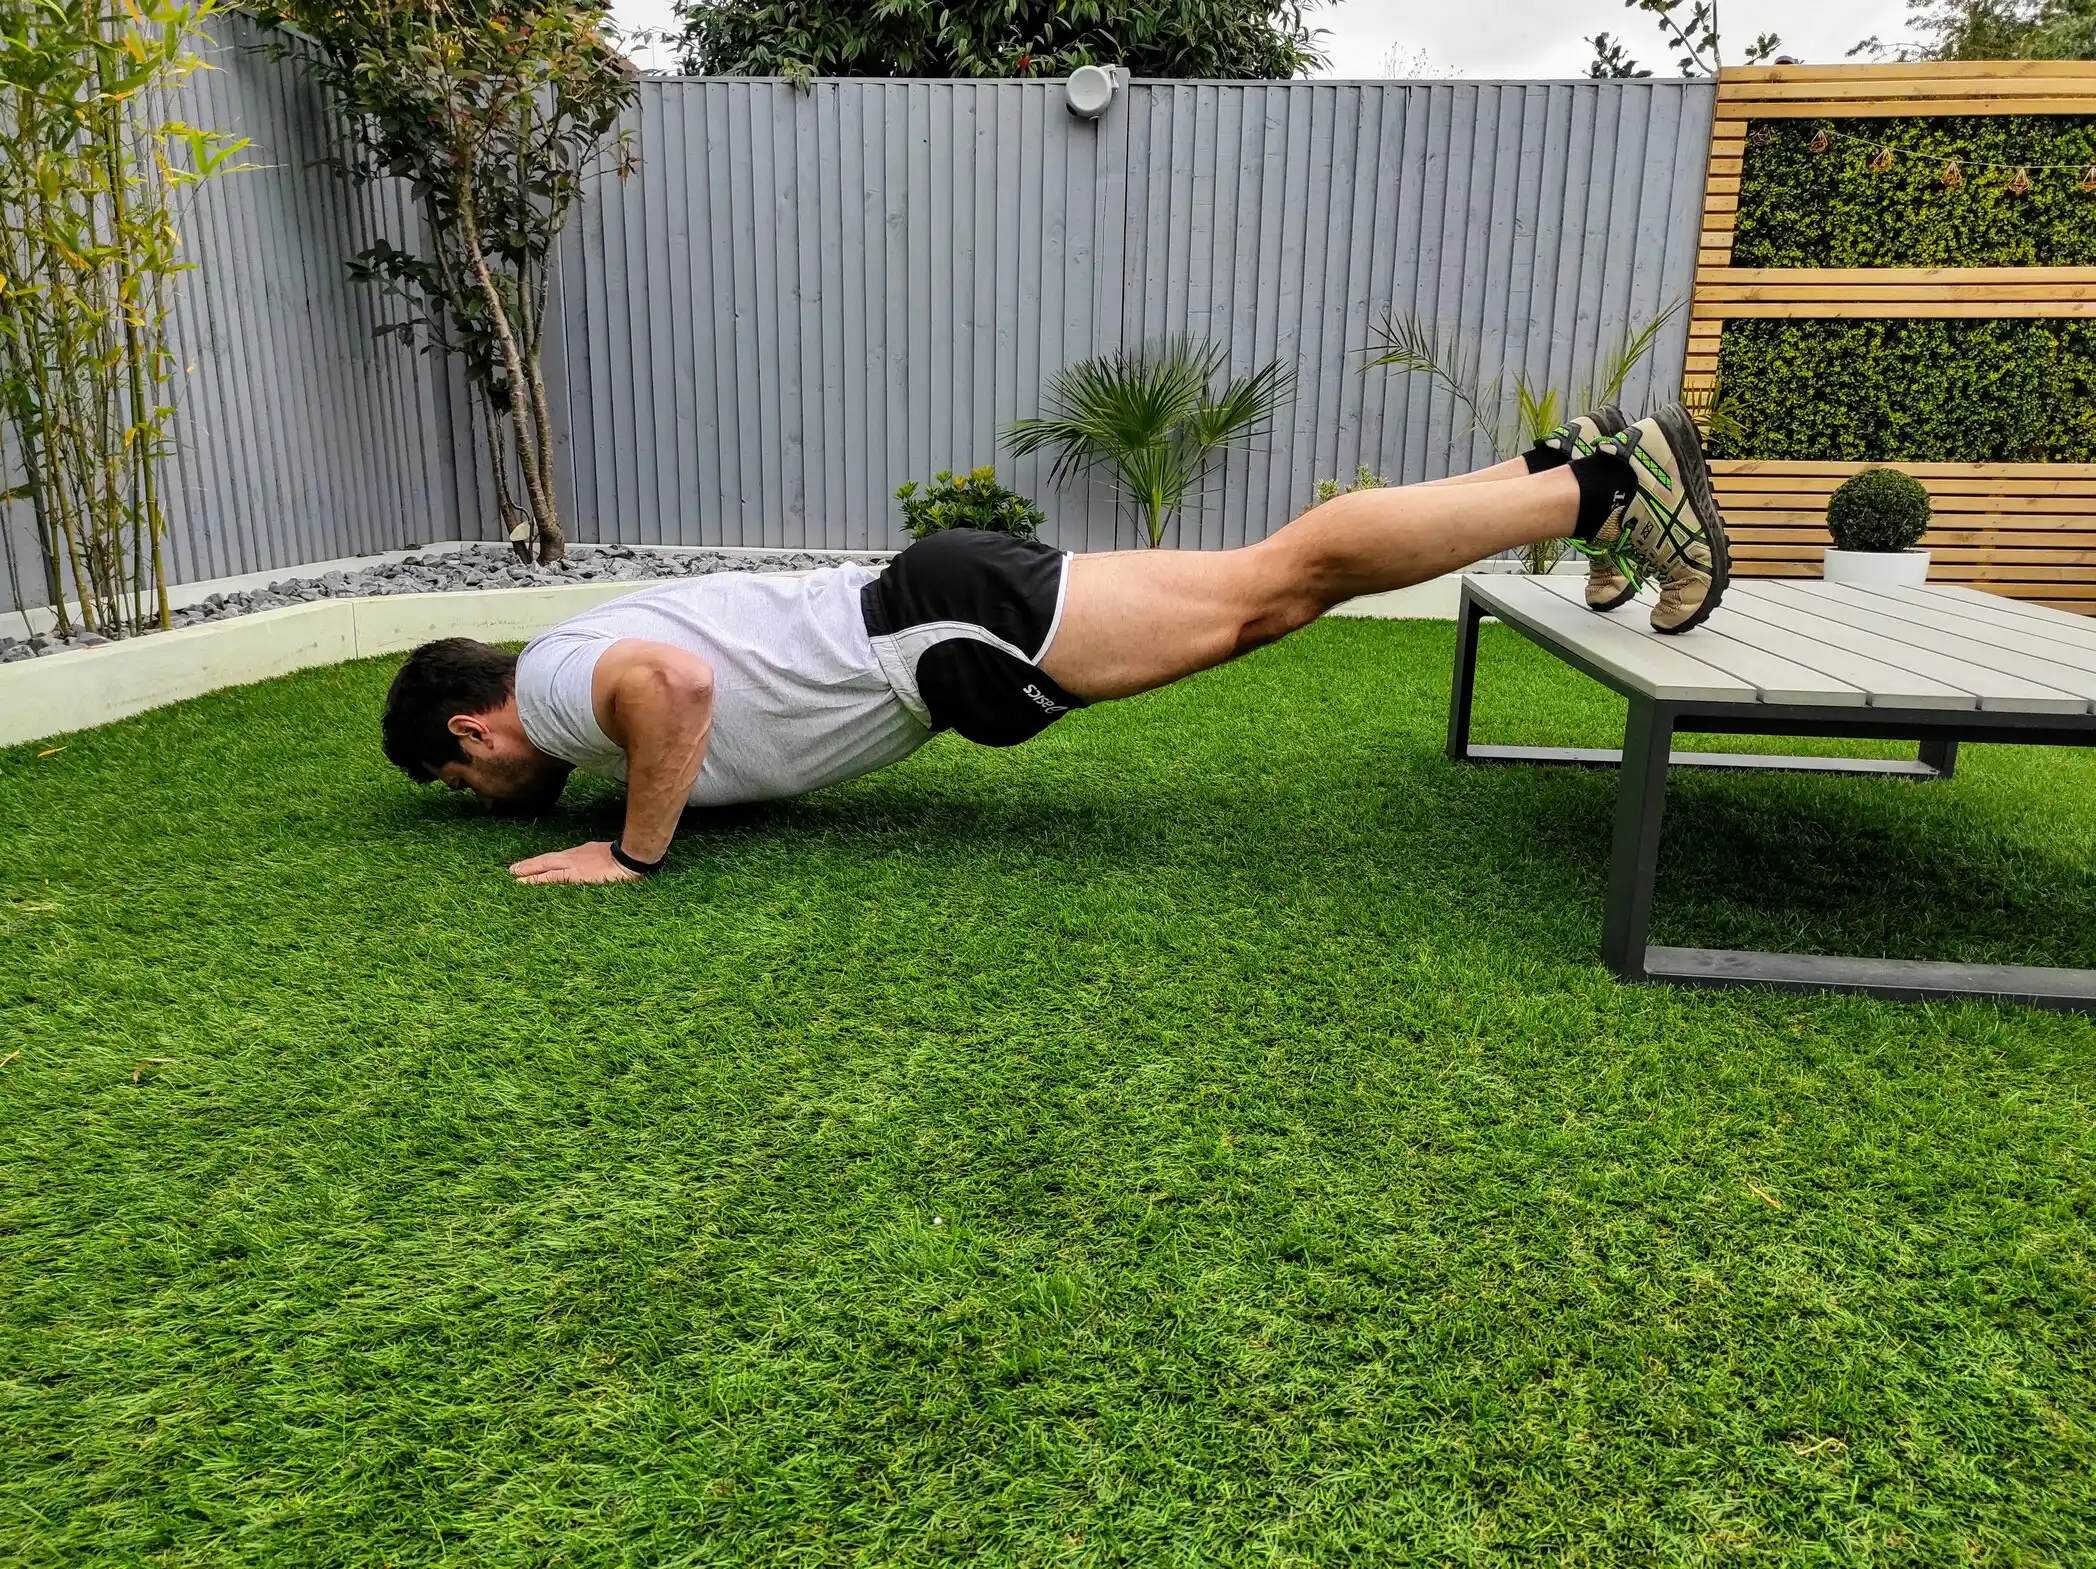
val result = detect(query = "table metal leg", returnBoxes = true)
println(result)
[1440,588,2092,1009]
[1446,587,1484,763]
[1641,946,2096,1011]
[1599,699,1673,981]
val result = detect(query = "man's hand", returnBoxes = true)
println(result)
[509,841,643,886]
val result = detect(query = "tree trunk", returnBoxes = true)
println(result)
[457,185,563,564]
[515,103,563,567]
[479,389,530,562]
[520,333,562,565]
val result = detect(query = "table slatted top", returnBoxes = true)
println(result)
[1464,574,2096,715]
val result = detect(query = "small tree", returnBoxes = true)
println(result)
[1587,0,1780,78]
[675,0,1324,79]
[1004,337,1293,549]
[254,0,637,565]
[0,0,248,638]
[1852,0,2095,61]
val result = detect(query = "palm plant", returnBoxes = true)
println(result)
[1362,301,1682,570]
[1004,336,1293,548]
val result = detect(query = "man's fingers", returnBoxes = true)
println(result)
[509,842,638,885]
[510,861,639,886]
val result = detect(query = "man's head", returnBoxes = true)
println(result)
[382,638,570,809]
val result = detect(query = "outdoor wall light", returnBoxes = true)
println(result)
[1064,64,1117,120]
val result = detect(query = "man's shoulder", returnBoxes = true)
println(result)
[515,625,621,767]
[519,618,615,668]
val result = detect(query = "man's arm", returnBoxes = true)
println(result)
[510,638,715,885]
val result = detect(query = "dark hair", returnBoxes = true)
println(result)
[382,638,519,782]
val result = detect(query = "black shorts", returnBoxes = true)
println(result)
[860,529,1088,747]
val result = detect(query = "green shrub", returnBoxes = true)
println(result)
[894,467,1045,542]
[1827,468,1932,553]
[1717,113,2096,465]
[1734,116,2096,270]
[1708,318,2096,463]
[1307,465,1389,510]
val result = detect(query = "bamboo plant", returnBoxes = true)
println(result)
[0,0,246,638]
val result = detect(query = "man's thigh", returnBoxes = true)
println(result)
[1039,543,1312,703]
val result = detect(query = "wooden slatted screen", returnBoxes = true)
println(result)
[1688,63,2096,608]
[1716,461,2096,613]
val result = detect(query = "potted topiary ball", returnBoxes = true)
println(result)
[1824,467,1932,587]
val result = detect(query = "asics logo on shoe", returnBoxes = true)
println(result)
[1022,683,1066,714]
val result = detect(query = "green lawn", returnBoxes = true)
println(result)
[3,619,2093,1567]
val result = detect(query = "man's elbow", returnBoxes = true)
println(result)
[667,660,715,707]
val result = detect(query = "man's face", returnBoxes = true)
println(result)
[436,712,570,812]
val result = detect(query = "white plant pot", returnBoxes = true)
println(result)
[1823,547,1930,587]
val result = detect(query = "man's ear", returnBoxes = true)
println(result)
[447,712,493,752]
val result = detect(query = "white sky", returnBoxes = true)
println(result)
[612,0,1922,78]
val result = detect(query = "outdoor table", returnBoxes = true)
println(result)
[1449,573,2096,1010]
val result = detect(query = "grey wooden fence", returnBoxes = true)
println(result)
[548,74,1714,553]
[0,21,1715,611]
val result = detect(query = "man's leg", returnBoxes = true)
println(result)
[1416,457,1528,488]
[1041,464,1588,701]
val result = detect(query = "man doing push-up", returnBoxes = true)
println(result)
[381,403,1728,884]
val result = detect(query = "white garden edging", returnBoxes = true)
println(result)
[0,580,673,748]
[2,565,1484,749]
[1326,575,1466,620]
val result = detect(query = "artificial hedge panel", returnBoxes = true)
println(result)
[1709,318,2096,463]
[1732,117,2096,269]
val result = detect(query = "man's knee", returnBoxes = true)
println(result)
[1234,595,1319,654]
[1221,549,1325,654]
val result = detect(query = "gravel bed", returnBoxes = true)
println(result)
[0,544,883,662]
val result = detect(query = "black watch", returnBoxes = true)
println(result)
[609,838,667,876]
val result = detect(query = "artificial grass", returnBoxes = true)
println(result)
[2,618,2093,1566]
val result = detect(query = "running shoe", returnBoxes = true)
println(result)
[1597,403,1730,635]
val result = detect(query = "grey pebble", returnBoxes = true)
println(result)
[0,544,882,661]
